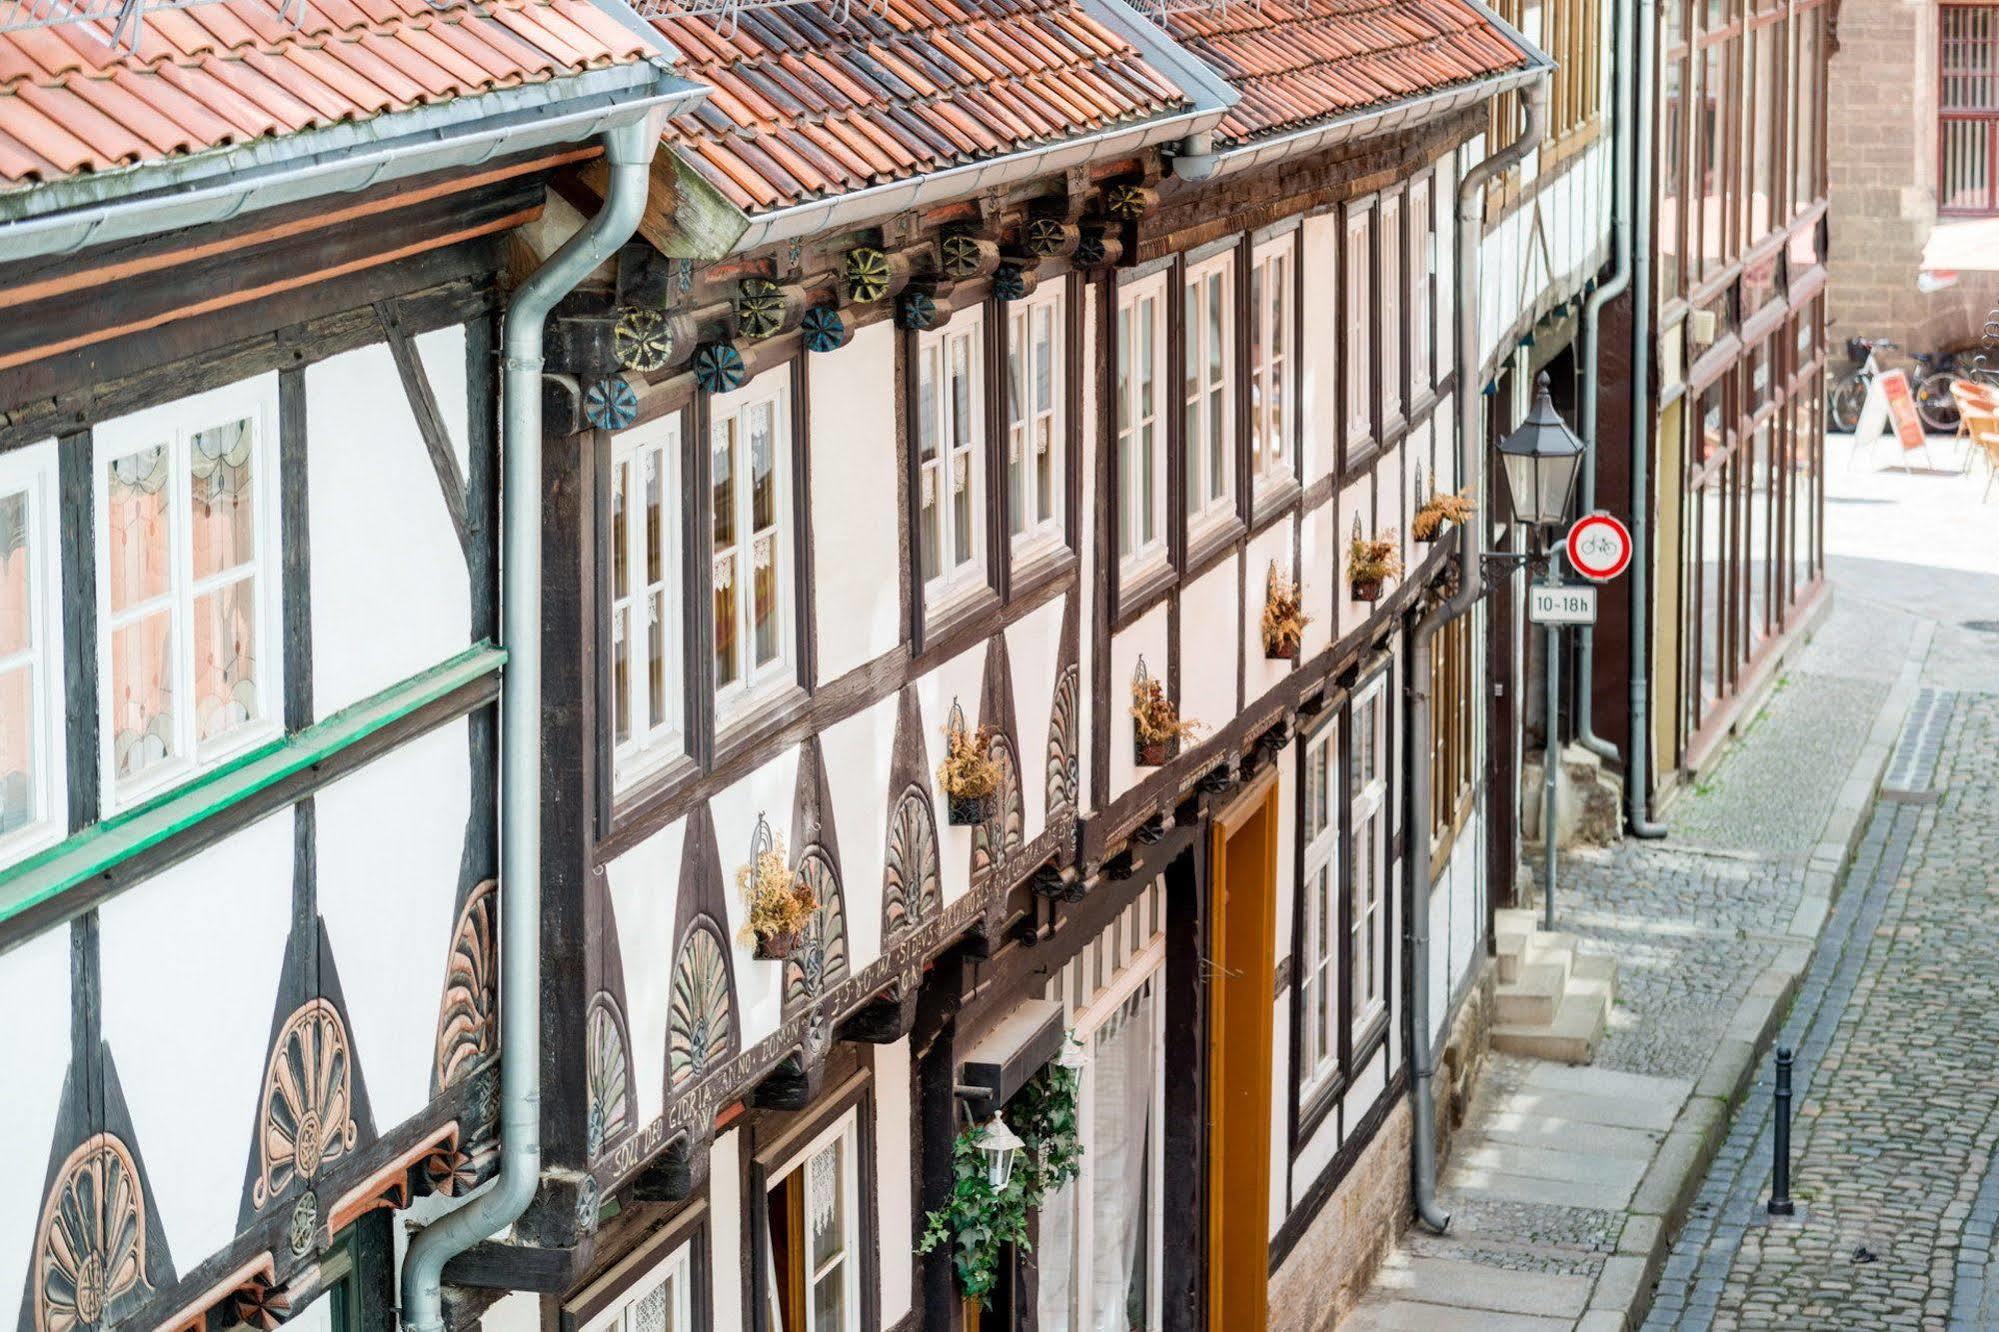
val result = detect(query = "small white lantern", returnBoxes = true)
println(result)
[977,1113,1026,1190]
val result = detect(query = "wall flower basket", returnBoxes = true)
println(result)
[1260,563,1309,660]
[738,817,817,961]
[1130,659,1197,768]
[1349,525,1402,603]
[1412,475,1476,544]
[938,701,1001,826]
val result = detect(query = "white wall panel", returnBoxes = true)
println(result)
[307,341,471,719]
[1301,214,1340,485]
[0,928,72,1322]
[708,745,805,1047]
[98,807,293,1269]
[1004,592,1067,845]
[710,1128,744,1331]
[479,1293,540,1332]
[1108,605,1170,802]
[316,717,472,1124]
[874,1038,914,1326]
[1178,556,1237,736]
[1300,501,1335,659]
[1242,520,1295,706]
[413,323,470,482]
[817,695,897,972]
[809,323,902,684]
[1268,993,1290,1239]
[602,814,688,1133]
[914,642,993,905]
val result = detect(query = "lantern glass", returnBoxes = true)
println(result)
[979,1113,1025,1189]
[1496,372,1587,528]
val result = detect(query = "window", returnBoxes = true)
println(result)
[1297,723,1341,1098]
[1006,287,1066,556]
[916,310,988,609]
[711,373,794,717]
[1409,176,1434,395]
[1115,275,1169,575]
[96,377,280,810]
[1694,24,1734,279]
[585,1240,694,1332]
[1249,236,1296,492]
[0,445,63,862]
[1941,5,1999,214]
[1744,16,1779,241]
[765,1110,861,1332]
[1429,613,1476,855]
[1548,0,1604,139]
[610,417,682,789]
[1344,207,1373,452]
[1182,253,1235,532]
[1379,191,1404,427]
[1348,674,1388,1043]
[1792,4,1823,211]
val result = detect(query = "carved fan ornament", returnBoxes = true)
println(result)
[843,246,892,303]
[1047,664,1081,814]
[434,880,498,1091]
[971,734,1025,879]
[252,999,360,1209]
[783,850,849,1012]
[735,279,788,340]
[668,925,733,1091]
[801,306,847,354]
[584,376,639,432]
[881,788,940,942]
[939,233,985,280]
[33,1134,151,1332]
[586,995,633,1161]
[614,307,675,373]
[897,289,938,332]
[693,342,748,395]
[1024,217,1070,258]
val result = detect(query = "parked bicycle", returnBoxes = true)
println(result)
[1829,337,1999,434]
[1828,337,1895,433]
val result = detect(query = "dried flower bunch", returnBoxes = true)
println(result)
[1261,567,1310,658]
[938,719,1002,798]
[1349,530,1404,586]
[738,835,818,943]
[1412,489,1477,541]
[1130,677,1200,746]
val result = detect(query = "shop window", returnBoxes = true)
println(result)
[765,1110,862,1332]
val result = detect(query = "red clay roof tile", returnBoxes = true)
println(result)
[0,0,661,188]
[1159,0,1530,147]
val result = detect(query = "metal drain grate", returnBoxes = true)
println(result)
[1880,687,1955,802]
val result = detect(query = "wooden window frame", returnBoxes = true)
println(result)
[1113,271,1172,586]
[913,306,992,618]
[1341,201,1376,472]
[1377,187,1406,436]
[1248,232,1300,501]
[0,440,65,870]
[1408,173,1436,401]
[1181,249,1238,542]
[607,413,686,794]
[1291,709,1344,1130]
[1428,611,1476,878]
[1002,282,1069,567]
[1344,668,1390,1054]
[709,368,800,725]
[750,1081,879,1332]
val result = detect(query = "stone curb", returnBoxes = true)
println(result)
[1578,614,1936,1330]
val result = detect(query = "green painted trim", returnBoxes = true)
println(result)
[0,644,505,929]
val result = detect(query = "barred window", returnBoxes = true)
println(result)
[1941,5,1999,215]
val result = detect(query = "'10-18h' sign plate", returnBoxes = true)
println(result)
[1529,583,1598,625]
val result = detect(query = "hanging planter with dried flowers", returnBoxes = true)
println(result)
[1260,563,1310,660]
[938,701,1002,826]
[1412,463,1477,543]
[737,816,818,960]
[1349,520,1404,603]
[1130,658,1199,767]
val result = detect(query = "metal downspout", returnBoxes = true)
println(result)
[1625,0,1670,838]
[399,116,658,1332]
[1408,75,1549,1236]
[1575,0,1635,766]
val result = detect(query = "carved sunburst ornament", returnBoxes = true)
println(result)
[583,376,639,432]
[669,926,733,1091]
[881,788,940,942]
[586,995,632,1161]
[1075,228,1110,267]
[33,1134,150,1332]
[801,306,847,355]
[1025,217,1071,257]
[693,342,748,395]
[1105,184,1150,220]
[614,307,675,373]
[939,233,985,279]
[897,290,938,332]
[992,263,1028,303]
[735,279,787,340]
[252,999,359,1209]
[435,880,498,1091]
[843,247,892,303]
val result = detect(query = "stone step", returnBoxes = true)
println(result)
[1496,960,1569,1026]
[1491,988,1610,1065]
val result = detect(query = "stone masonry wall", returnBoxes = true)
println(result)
[1267,963,1495,1332]
[1827,0,1999,357]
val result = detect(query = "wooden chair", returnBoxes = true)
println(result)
[1951,381,1999,475]
[1962,405,1999,502]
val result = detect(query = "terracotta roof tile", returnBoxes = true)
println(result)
[1159,0,1530,147]
[0,0,661,187]
[656,0,1190,215]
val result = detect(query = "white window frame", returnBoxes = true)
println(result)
[1182,252,1236,535]
[0,442,65,867]
[1006,285,1067,560]
[916,308,989,613]
[1297,721,1341,1099]
[764,1107,862,1332]
[579,1236,695,1332]
[1379,189,1405,427]
[609,415,683,792]
[1410,174,1435,395]
[94,374,283,814]
[1348,673,1389,1043]
[1115,273,1170,579]
[1249,235,1297,494]
[709,370,795,723]
[1344,206,1374,450]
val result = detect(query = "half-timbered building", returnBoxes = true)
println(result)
[0,7,702,1330]
[436,1,1567,1329]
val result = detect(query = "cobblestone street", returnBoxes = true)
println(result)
[1347,438,1999,1330]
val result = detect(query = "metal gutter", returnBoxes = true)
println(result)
[0,62,707,262]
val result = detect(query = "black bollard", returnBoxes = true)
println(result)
[1768,1046,1795,1216]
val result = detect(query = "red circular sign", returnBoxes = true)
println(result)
[1566,512,1632,582]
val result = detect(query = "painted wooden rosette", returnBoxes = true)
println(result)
[897,289,939,331]
[843,246,893,303]
[801,305,848,354]
[1024,216,1077,258]
[613,306,674,373]
[939,232,993,280]
[992,263,1029,303]
[1073,226,1121,268]
[693,342,747,394]
[583,376,638,431]
[735,278,789,340]
[1104,184,1156,220]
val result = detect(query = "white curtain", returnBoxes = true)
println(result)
[1035,1166,1080,1328]
[1088,987,1157,1331]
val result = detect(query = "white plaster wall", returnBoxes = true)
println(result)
[913,641,993,905]
[307,339,471,719]
[1448,815,1482,1009]
[0,927,73,1322]
[1435,391,1459,494]
[1107,605,1170,803]
[315,717,472,1125]
[809,322,902,685]
[874,1038,914,1326]
[1301,213,1340,486]
[816,695,897,973]
[1290,1098,1338,1201]
[709,745,805,1049]
[1336,473,1373,631]
[1377,440,1406,586]
[710,1128,744,1331]
[1243,520,1296,706]
[1178,555,1237,739]
[414,323,470,482]
[1300,501,1335,657]
[1004,591,1068,846]
[1345,1046,1387,1127]
[97,806,293,1269]
[602,813,689,1132]
[479,1292,541,1332]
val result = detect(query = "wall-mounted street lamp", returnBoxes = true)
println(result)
[977,1112,1025,1189]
